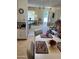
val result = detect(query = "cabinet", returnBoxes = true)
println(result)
[17,29,26,39]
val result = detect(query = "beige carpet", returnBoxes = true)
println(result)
[17,25,41,59]
[17,32,34,59]
[17,40,28,59]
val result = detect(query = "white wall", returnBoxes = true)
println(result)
[48,7,61,23]
[17,0,28,22]
[17,0,28,38]
[54,7,61,21]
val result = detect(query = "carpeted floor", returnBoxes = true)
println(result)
[17,25,41,59]
[17,39,28,59]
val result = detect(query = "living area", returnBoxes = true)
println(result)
[17,0,61,59]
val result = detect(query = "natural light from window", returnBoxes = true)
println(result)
[28,11,35,20]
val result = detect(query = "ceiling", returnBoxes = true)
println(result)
[28,0,61,7]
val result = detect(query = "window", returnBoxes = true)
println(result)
[43,10,49,23]
[28,11,35,20]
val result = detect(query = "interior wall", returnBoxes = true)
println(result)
[17,0,28,22]
[17,0,28,38]
[54,7,61,21]
[48,7,61,23]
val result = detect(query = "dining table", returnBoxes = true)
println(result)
[35,34,61,59]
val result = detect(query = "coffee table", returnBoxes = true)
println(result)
[35,35,61,59]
